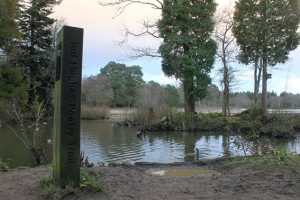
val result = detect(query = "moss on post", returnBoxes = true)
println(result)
[53,26,83,187]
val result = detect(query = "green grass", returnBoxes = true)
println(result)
[80,168,103,189]
[0,158,9,172]
[223,148,299,167]
[39,167,103,199]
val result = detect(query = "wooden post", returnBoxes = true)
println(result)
[53,26,83,187]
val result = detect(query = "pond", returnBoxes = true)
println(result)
[1,120,300,168]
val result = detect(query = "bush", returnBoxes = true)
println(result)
[261,114,295,138]
[0,64,29,104]
[0,158,9,172]
[254,148,299,166]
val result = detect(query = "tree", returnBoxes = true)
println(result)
[0,63,28,104]
[200,84,221,109]
[100,0,217,117]
[100,61,144,107]
[81,75,113,106]
[16,0,61,109]
[99,0,162,58]
[0,0,19,59]
[158,0,217,115]
[164,84,180,108]
[233,0,300,116]
[214,7,236,117]
[138,81,165,108]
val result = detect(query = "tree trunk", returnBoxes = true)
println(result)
[254,59,258,107]
[222,66,230,117]
[261,57,267,117]
[113,88,117,107]
[31,148,48,165]
[253,58,262,108]
[183,72,195,115]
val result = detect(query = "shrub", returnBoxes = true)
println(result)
[0,158,9,172]
[254,148,299,166]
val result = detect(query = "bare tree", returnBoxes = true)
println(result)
[5,98,49,165]
[138,81,165,108]
[81,75,113,106]
[99,0,163,58]
[51,17,66,47]
[213,8,237,117]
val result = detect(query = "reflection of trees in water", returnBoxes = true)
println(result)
[81,122,297,163]
[181,132,197,161]
[222,133,231,157]
[81,121,141,162]
[230,135,291,156]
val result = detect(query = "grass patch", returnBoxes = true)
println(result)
[39,167,103,199]
[81,106,109,120]
[80,168,103,189]
[223,148,299,167]
[0,158,9,172]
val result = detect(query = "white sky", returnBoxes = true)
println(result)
[52,0,300,94]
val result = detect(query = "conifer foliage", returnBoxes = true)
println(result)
[17,0,61,107]
[158,0,217,115]
[233,0,300,116]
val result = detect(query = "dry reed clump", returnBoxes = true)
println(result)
[134,106,171,125]
[81,106,110,120]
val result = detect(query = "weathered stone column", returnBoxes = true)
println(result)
[53,26,83,187]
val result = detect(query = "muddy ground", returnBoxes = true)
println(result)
[0,159,300,200]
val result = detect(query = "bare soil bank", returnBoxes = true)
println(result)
[0,159,300,200]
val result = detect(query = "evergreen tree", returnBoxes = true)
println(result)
[158,0,217,115]
[100,61,144,107]
[16,0,61,108]
[0,0,19,59]
[233,0,300,116]
[0,63,28,104]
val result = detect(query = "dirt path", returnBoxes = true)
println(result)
[0,167,51,200]
[0,161,300,200]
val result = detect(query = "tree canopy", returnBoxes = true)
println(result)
[0,64,28,103]
[158,0,217,115]
[0,0,19,57]
[233,0,300,66]
[233,0,300,115]
[16,0,61,108]
[100,61,144,107]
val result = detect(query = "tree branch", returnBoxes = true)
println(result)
[99,0,163,17]
[127,46,161,60]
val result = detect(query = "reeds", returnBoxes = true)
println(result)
[81,106,110,120]
[134,106,178,125]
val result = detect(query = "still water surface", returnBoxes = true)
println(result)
[1,120,300,168]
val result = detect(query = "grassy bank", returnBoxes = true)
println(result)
[130,107,300,139]
[219,148,300,167]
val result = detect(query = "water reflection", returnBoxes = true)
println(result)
[0,124,52,168]
[0,120,299,168]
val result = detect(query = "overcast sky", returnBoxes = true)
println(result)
[52,0,300,94]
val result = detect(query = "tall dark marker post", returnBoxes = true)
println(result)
[53,26,83,187]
